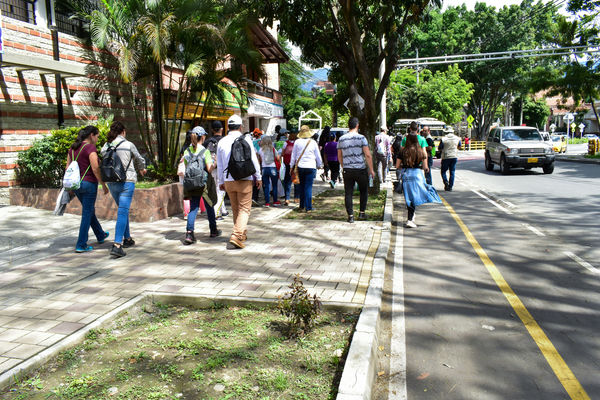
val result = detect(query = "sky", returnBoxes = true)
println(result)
[442,0,569,12]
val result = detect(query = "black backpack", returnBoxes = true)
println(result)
[392,135,403,155]
[204,136,220,155]
[225,134,256,180]
[101,141,131,182]
[183,148,208,191]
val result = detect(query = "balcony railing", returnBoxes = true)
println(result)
[243,78,274,100]
[0,0,35,24]
[55,10,87,38]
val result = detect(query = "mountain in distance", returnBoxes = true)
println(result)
[301,68,330,92]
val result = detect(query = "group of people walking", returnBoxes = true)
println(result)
[66,116,462,255]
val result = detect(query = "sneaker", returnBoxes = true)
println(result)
[347,215,354,223]
[221,211,229,217]
[265,203,270,207]
[273,201,281,206]
[110,245,126,257]
[210,229,222,238]
[320,173,327,182]
[284,200,290,206]
[295,208,305,213]
[294,198,300,203]
[329,180,335,189]
[405,220,417,228]
[122,237,135,248]
[216,216,224,221]
[75,245,93,253]
[184,231,196,245]
[252,200,259,207]
[229,236,245,249]
[98,231,110,244]
[358,212,367,221]
[444,182,449,191]
[306,210,312,214]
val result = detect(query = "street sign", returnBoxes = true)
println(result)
[549,123,556,132]
[571,122,576,131]
[564,113,574,122]
[467,115,474,128]
[579,123,586,133]
[344,95,365,111]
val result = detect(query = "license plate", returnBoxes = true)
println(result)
[528,158,538,163]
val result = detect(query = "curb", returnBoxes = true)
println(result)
[555,155,600,165]
[336,182,393,400]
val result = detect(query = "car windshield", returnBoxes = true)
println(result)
[501,129,541,141]
[552,136,562,142]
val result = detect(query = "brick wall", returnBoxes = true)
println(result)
[0,16,147,204]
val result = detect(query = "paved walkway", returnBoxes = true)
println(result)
[0,180,382,377]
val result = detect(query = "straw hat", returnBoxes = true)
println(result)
[298,125,313,139]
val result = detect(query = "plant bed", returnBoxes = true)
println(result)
[1,302,358,400]
[285,189,386,221]
[9,182,182,222]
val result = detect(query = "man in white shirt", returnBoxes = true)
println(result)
[216,115,262,248]
[438,131,461,191]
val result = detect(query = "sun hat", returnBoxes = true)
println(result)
[298,125,313,139]
[227,114,243,126]
[191,126,207,136]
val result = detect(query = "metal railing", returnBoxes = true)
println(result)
[55,10,87,38]
[460,141,486,150]
[0,0,35,24]
[243,78,274,99]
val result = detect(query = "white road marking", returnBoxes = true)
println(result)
[524,224,546,237]
[564,251,600,276]
[388,216,407,400]
[471,190,513,215]
[502,200,516,208]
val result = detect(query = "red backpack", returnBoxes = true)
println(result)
[283,140,294,165]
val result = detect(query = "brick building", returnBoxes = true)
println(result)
[0,1,287,204]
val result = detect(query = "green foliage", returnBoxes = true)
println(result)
[511,96,551,128]
[15,118,111,188]
[277,274,322,338]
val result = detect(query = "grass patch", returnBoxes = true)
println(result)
[567,138,589,144]
[1,304,358,400]
[286,189,386,221]
[135,180,172,189]
[585,153,600,159]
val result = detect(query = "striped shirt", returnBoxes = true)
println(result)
[338,131,368,169]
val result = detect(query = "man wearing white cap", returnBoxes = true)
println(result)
[216,115,262,249]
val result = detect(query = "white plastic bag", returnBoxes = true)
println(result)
[63,160,82,190]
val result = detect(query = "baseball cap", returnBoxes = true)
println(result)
[211,120,223,130]
[191,126,207,136]
[227,114,243,126]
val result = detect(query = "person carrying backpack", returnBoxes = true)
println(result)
[182,126,220,244]
[206,120,228,220]
[100,121,146,258]
[66,126,110,253]
[216,114,262,249]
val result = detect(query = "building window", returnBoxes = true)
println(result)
[0,0,36,24]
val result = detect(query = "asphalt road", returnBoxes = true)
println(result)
[375,154,599,399]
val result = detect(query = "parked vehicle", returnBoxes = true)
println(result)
[485,126,555,174]
[551,134,567,153]
[584,134,599,140]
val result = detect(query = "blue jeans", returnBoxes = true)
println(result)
[425,157,434,185]
[298,168,316,211]
[441,158,458,188]
[283,164,299,201]
[74,180,105,249]
[108,181,135,244]
[187,196,217,234]
[262,167,278,203]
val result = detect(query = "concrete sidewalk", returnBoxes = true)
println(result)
[0,180,383,378]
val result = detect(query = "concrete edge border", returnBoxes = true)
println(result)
[336,183,393,400]
[555,155,600,165]
[0,293,362,392]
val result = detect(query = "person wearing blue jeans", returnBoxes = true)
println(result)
[75,180,108,250]
[440,158,457,191]
[262,167,278,206]
[298,167,317,211]
[283,164,299,205]
[187,196,217,237]
[67,125,110,253]
[108,181,135,246]
[101,121,146,257]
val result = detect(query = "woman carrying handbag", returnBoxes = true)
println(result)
[290,125,323,213]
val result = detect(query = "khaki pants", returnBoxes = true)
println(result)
[224,180,253,241]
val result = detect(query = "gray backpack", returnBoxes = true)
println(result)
[183,148,208,192]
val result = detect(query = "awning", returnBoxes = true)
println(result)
[249,24,289,64]
[0,52,86,77]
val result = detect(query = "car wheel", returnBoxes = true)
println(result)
[543,162,554,174]
[500,154,510,175]
[485,152,494,171]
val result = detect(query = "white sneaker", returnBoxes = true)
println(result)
[405,220,417,228]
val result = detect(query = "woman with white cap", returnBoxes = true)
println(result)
[182,126,221,244]
[290,125,323,213]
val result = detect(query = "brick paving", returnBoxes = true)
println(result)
[0,182,381,376]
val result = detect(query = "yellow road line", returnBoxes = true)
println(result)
[441,197,590,400]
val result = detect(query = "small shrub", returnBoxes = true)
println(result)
[277,274,322,338]
[15,117,111,188]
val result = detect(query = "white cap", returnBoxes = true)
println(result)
[191,126,207,136]
[227,114,243,126]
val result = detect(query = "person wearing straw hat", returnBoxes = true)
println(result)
[290,125,323,213]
